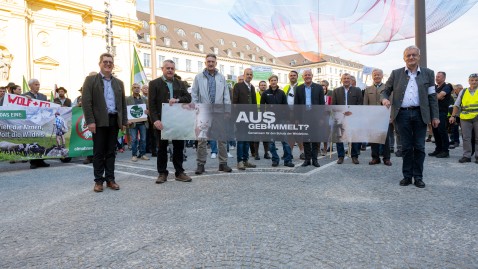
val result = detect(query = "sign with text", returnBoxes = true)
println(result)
[161,104,391,143]
[3,93,60,108]
[127,104,147,123]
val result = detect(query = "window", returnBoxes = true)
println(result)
[182,41,188,50]
[159,24,168,33]
[213,47,219,55]
[219,64,224,74]
[239,52,244,59]
[290,60,296,66]
[272,59,276,64]
[227,49,232,57]
[230,66,235,76]
[186,59,191,72]
[283,74,287,83]
[143,53,151,68]
[330,67,332,73]
[173,57,179,70]
[251,54,255,61]
[177,28,186,36]
[164,37,171,47]
[245,44,250,50]
[198,44,204,52]
[231,41,237,48]
[198,61,202,72]
[142,20,149,29]
[218,38,224,45]
[261,56,266,63]
[318,68,321,74]
[144,33,150,42]
[278,73,282,83]
[194,32,202,40]
[255,47,260,52]
[239,66,243,75]
[158,55,165,67]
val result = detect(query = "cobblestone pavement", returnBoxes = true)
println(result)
[1,142,477,268]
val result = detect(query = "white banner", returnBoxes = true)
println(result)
[3,93,60,108]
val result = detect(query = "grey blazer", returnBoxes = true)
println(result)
[380,67,438,124]
[82,73,127,128]
[363,84,385,106]
[332,86,363,106]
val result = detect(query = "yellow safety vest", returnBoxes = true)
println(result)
[460,88,478,120]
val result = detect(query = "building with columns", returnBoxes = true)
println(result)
[0,0,141,99]
[0,0,383,102]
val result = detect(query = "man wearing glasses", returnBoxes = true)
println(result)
[82,53,127,193]
[449,73,478,164]
[381,46,439,188]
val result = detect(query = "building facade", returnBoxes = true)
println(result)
[0,0,141,99]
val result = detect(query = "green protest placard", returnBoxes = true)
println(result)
[68,107,93,157]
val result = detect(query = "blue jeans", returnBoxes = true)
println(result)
[269,141,292,163]
[209,140,218,154]
[336,142,360,158]
[236,141,250,162]
[395,109,427,180]
[129,124,147,157]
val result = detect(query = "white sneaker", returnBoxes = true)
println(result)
[211,153,217,159]
[230,146,235,150]
[140,155,150,160]
[131,156,138,162]
[227,152,233,158]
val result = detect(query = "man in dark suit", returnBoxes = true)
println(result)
[381,45,439,188]
[294,69,325,167]
[232,68,257,170]
[149,60,192,184]
[332,73,363,164]
[364,68,392,166]
[82,53,127,193]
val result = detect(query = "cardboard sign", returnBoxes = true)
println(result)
[127,104,147,123]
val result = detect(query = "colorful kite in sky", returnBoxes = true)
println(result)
[229,0,478,60]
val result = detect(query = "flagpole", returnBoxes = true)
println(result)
[149,0,157,79]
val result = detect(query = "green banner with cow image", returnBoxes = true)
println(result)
[0,107,93,162]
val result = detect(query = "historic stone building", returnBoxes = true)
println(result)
[0,0,141,98]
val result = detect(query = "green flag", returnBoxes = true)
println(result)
[50,91,54,102]
[22,76,28,93]
[131,46,148,91]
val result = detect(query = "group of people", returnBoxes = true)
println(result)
[2,46,476,192]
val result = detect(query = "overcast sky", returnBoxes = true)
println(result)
[136,0,477,86]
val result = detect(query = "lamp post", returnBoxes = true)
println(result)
[415,0,427,67]
[149,0,157,79]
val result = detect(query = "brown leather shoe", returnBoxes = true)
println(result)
[337,157,344,164]
[156,174,168,184]
[244,161,256,168]
[93,183,103,192]
[175,172,192,182]
[369,159,381,165]
[106,181,120,190]
[383,159,392,166]
[352,157,359,164]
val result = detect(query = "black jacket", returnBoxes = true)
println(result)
[260,87,287,105]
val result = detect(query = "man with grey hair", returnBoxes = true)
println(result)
[23,79,50,169]
[381,45,439,188]
[364,68,392,166]
[149,59,192,184]
[192,53,232,174]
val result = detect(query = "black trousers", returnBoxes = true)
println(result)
[371,123,392,160]
[303,142,319,161]
[92,115,119,183]
[157,134,185,176]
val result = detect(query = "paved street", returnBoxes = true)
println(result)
[1,142,477,268]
